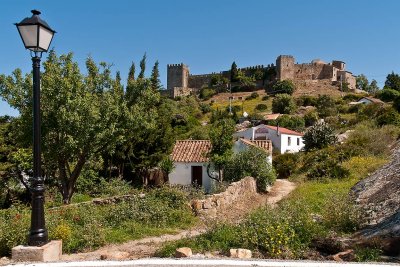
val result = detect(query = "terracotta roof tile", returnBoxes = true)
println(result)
[266,125,304,136]
[239,138,273,154]
[171,140,212,163]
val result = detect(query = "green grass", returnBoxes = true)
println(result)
[157,155,388,259]
[0,187,199,256]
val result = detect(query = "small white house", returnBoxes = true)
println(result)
[349,97,384,105]
[234,124,304,154]
[233,138,273,163]
[169,140,214,192]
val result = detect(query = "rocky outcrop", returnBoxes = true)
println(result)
[351,143,400,256]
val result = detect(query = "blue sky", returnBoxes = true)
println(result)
[1,0,400,116]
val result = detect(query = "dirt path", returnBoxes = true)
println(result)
[61,179,296,261]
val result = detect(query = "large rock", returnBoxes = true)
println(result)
[229,248,252,259]
[351,143,400,256]
[175,247,192,258]
[100,251,130,260]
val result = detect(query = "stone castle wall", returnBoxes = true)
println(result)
[166,55,356,97]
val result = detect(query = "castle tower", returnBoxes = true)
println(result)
[276,55,295,81]
[167,63,189,91]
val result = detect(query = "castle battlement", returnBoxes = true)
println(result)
[166,55,356,98]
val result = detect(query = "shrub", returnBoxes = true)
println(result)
[316,95,337,118]
[273,153,299,178]
[255,103,268,111]
[272,80,295,95]
[245,92,259,100]
[199,88,217,100]
[272,94,297,114]
[269,115,305,132]
[199,103,212,114]
[296,95,317,107]
[346,122,400,157]
[262,95,270,101]
[303,122,337,151]
[356,103,382,121]
[377,88,400,102]
[302,149,349,180]
[304,110,319,127]
[376,106,400,126]
[225,147,276,191]
[321,192,361,233]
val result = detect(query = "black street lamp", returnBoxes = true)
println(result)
[15,10,55,246]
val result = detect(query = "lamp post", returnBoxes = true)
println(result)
[15,10,55,246]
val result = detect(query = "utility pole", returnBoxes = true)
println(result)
[229,83,232,115]
[340,74,343,96]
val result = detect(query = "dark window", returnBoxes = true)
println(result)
[288,137,291,146]
[297,138,300,146]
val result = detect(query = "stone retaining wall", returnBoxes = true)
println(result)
[191,176,257,218]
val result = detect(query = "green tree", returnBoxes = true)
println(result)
[138,53,147,80]
[128,62,135,84]
[272,80,295,95]
[316,95,337,118]
[356,74,369,91]
[225,147,276,191]
[208,118,235,182]
[272,94,297,114]
[269,115,305,132]
[384,72,400,91]
[368,79,379,94]
[0,51,123,204]
[230,61,238,82]
[150,60,162,91]
[377,88,400,102]
[303,122,337,151]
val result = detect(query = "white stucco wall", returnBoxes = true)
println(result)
[168,162,214,193]
[357,98,372,104]
[280,134,304,153]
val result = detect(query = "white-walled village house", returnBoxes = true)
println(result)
[169,140,214,192]
[234,124,304,154]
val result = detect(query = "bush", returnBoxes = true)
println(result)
[225,147,276,191]
[316,95,337,118]
[199,103,212,114]
[303,122,337,151]
[272,80,295,95]
[304,110,319,127]
[273,153,299,178]
[199,88,217,100]
[272,94,297,114]
[346,122,400,157]
[377,88,400,102]
[296,95,317,107]
[245,92,259,100]
[255,103,268,111]
[302,149,350,180]
[376,106,400,126]
[262,95,270,101]
[269,115,305,132]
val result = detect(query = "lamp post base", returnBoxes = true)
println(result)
[12,240,62,262]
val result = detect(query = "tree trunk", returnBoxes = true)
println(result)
[60,154,86,204]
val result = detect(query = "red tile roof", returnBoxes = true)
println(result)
[266,125,303,136]
[239,138,273,154]
[171,140,211,163]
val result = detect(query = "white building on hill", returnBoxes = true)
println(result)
[234,124,304,154]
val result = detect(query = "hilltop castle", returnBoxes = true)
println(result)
[166,55,356,98]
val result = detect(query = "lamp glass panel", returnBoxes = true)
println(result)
[38,26,53,51]
[17,25,38,48]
